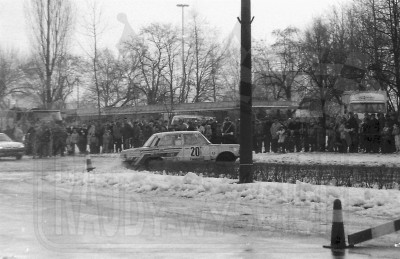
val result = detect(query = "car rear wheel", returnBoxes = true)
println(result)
[216,152,236,162]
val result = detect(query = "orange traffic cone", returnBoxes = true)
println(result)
[85,153,95,172]
[323,199,353,249]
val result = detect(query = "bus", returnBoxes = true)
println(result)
[341,91,388,119]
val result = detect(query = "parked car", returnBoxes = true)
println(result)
[121,131,239,169]
[0,133,25,160]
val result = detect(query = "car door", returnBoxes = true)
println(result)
[156,134,183,161]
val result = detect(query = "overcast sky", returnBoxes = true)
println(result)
[0,0,351,54]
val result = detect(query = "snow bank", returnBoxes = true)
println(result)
[46,164,400,219]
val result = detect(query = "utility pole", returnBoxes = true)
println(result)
[239,0,253,183]
[177,4,189,103]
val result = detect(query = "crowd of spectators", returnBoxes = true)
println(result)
[0,116,237,158]
[1,111,399,158]
[254,111,400,154]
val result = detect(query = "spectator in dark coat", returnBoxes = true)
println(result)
[113,122,123,153]
[221,117,236,144]
[121,118,133,150]
[369,114,380,153]
[346,112,359,153]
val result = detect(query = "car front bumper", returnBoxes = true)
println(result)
[0,148,25,157]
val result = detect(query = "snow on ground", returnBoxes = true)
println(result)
[2,153,400,258]
[45,158,400,220]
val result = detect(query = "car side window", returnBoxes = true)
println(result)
[174,134,182,146]
[158,135,174,147]
[183,134,200,145]
[193,133,209,145]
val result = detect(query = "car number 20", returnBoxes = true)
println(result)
[190,147,200,156]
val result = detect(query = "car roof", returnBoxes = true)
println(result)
[172,115,204,118]
[171,115,214,120]
[0,133,12,140]
[153,131,203,136]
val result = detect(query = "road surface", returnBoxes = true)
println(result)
[0,154,399,258]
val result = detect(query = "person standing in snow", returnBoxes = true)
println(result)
[253,119,263,153]
[262,117,272,153]
[77,124,88,154]
[69,128,79,155]
[345,112,359,153]
[276,125,287,153]
[221,117,236,144]
[121,118,133,150]
[381,122,392,154]
[368,113,380,153]
[132,121,141,148]
[270,118,281,153]
[102,129,112,153]
[392,123,400,153]
[113,121,123,153]
[13,125,24,143]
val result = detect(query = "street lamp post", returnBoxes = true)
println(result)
[177,4,189,102]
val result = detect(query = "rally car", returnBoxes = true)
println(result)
[0,133,25,160]
[121,131,239,169]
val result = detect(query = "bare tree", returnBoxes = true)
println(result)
[300,18,347,150]
[160,26,180,107]
[354,0,400,110]
[0,48,30,108]
[186,12,226,103]
[220,45,241,102]
[84,49,135,107]
[253,27,304,101]
[25,0,74,109]
[52,54,84,109]
[80,0,107,117]
[119,50,144,107]
[124,23,177,105]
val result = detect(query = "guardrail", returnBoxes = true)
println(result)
[153,162,400,189]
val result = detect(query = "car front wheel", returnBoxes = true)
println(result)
[145,157,164,171]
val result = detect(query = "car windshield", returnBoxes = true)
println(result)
[0,134,12,142]
[350,103,386,113]
[143,135,157,147]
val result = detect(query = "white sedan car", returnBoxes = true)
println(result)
[121,131,239,169]
[0,133,25,160]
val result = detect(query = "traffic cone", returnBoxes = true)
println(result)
[85,153,95,172]
[323,199,353,249]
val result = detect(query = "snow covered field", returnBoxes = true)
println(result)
[47,165,400,219]
[1,153,400,258]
